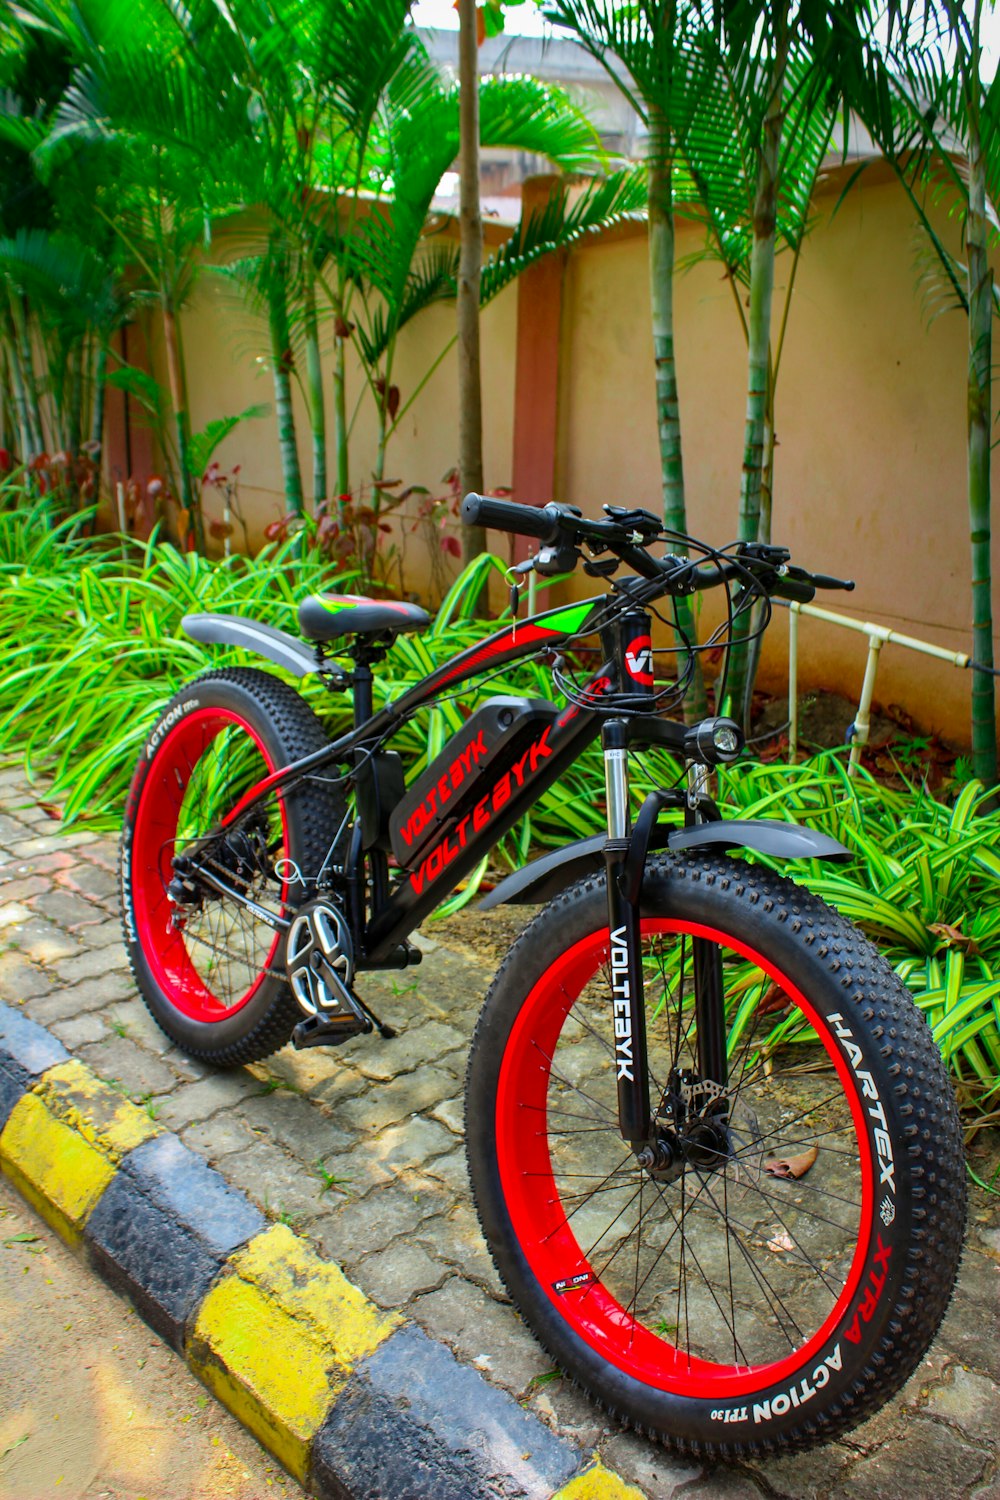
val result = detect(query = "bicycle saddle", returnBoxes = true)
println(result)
[298,592,430,642]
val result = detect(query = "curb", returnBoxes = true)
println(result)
[0,1000,644,1500]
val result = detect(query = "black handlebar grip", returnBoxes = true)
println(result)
[811,573,855,592]
[772,574,816,605]
[461,492,562,542]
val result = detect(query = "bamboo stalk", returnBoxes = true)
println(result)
[726,8,789,726]
[267,260,304,517]
[457,0,486,570]
[162,301,200,547]
[333,330,349,498]
[965,0,997,787]
[648,99,706,720]
[303,272,327,508]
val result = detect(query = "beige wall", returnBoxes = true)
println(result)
[164,170,999,746]
[153,269,517,580]
[551,169,999,744]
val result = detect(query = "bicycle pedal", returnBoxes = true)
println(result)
[291,1011,371,1050]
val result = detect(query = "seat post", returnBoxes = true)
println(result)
[352,655,374,730]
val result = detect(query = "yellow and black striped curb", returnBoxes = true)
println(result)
[0,1001,644,1500]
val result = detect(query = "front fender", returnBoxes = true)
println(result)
[182,613,319,679]
[480,817,851,909]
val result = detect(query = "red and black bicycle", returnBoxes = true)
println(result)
[119,494,964,1456]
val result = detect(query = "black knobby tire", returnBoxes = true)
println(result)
[465,854,965,1456]
[120,667,345,1067]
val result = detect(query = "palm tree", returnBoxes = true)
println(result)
[349,66,610,481]
[683,5,857,724]
[541,0,728,715]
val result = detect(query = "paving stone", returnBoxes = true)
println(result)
[99,1000,175,1056]
[11,849,74,875]
[0,901,33,929]
[524,1378,609,1451]
[0,812,29,841]
[675,1470,767,1499]
[31,888,106,929]
[431,1093,465,1135]
[57,861,119,900]
[336,1063,459,1134]
[7,800,57,827]
[415,1205,503,1296]
[752,1442,864,1500]
[180,1110,256,1161]
[26,972,133,1023]
[81,922,129,951]
[591,1427,701,1495]
[371,1115,457,1174]
[237,1089,355,1161]
[423,1145,472,1195]
[312,1184,437,1266]
[256,1045,360,1099]
[356,1238,449,1308]
[51,945,131,983]
[351,1020,467,1082]
[318,1140,396,1198]
[412,1277,552,1397]
[0,875,51,903]
[308,1059,378,1111]
[153,1072,265,1127]
[923,1367,1000,1434]
[221,1140,329,1226]
[0,953,52,1001]
[7,832,98,856]
[7,916,82,963]
[837,1415,988,1499]
[49,1011,110,1048]
[75,1034,180,1097]
[381,1165,457,1222]
[936,1268,1000,1383]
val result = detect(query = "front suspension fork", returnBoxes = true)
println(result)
[602,720,651,1146]
[602,723,729,1148]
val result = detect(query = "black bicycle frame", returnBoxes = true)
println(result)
[199,591,700,1149]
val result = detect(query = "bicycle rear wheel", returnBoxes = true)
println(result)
[121,668,343,1066]
[466,854,965,1455]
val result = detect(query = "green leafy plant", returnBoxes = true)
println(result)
[717,752,1000,1110]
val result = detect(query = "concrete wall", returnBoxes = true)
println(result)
[159,169,999,745]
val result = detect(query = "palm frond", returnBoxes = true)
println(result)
[481,165,646,305]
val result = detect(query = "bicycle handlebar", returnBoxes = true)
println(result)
[461,493,567,542]
[461,493,855,603]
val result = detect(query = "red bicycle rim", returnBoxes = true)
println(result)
[495,919,874,1398]
[130,708,287,1022]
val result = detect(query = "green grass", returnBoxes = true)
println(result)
[3,494,1000,1109]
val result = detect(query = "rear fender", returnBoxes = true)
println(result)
[182,613,319,679]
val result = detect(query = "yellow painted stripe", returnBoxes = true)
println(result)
[189,1224,400,1481]
[35,1059,161,1159]
[553,1460,649,1500]
[0,1092,114,1246]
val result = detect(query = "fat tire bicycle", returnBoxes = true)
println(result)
[119,494,965,1457]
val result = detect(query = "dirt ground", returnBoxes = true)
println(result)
[0,1177,300,1500]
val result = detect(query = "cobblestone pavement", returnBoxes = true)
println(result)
[1,762,999,1500]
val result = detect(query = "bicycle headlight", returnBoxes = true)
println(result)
[683,716,744,765]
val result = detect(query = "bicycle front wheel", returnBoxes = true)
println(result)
[466,854,964,1456]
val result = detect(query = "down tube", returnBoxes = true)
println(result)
[363,688,608,963]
